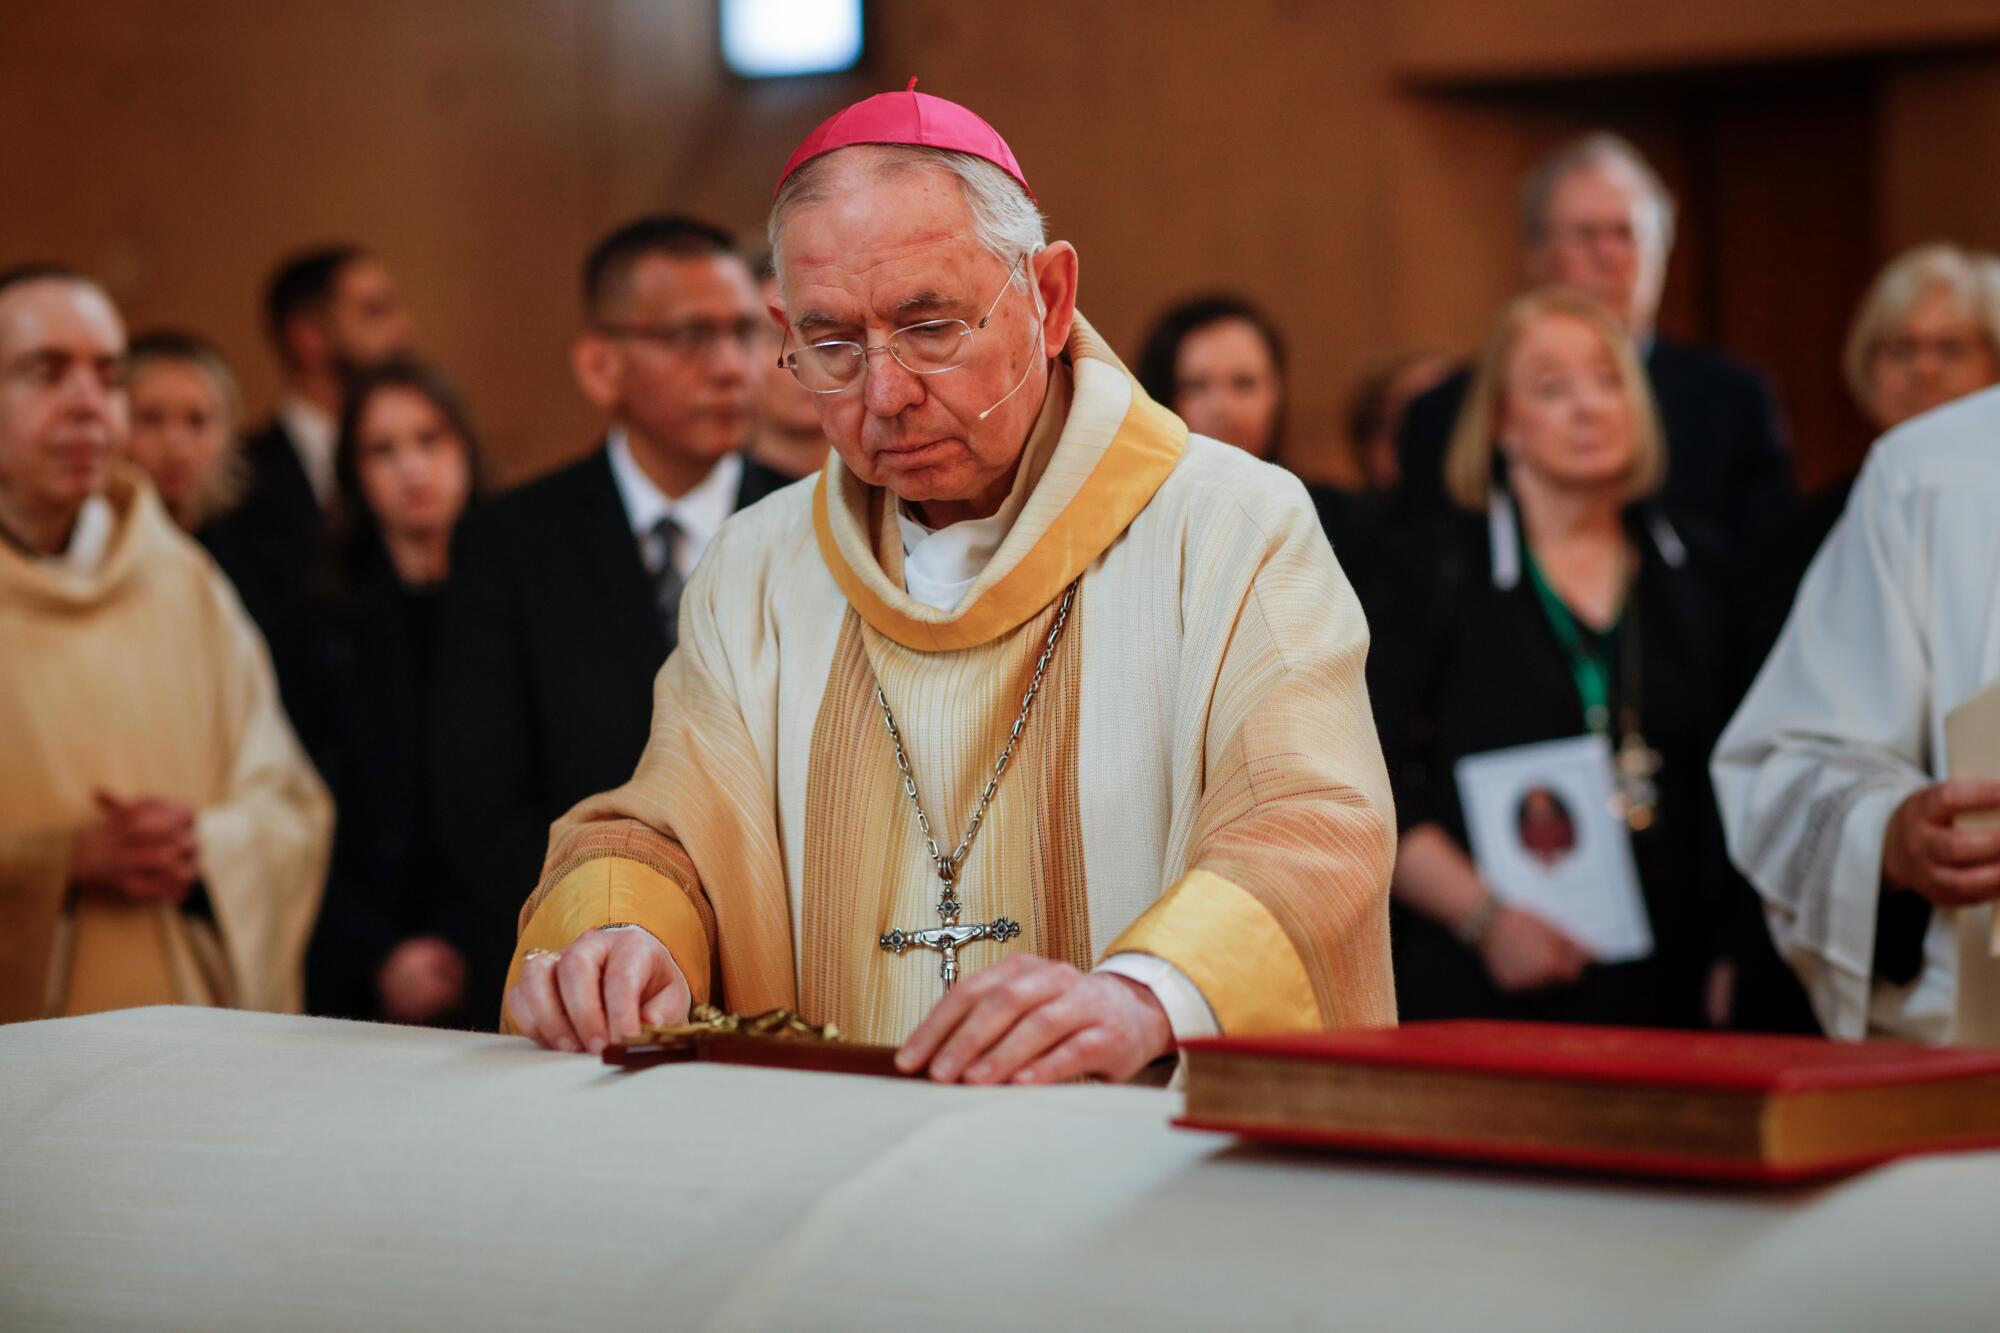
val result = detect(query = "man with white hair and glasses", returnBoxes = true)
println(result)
[1395,132,1796,556]
[497,84,1397,1082]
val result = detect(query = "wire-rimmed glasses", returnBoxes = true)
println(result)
[779,259,1024,394]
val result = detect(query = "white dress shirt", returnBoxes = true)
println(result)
[892,460,1032,613]
[606,429,744,581]
[896,488,1221,1044]
[278,396,338,510]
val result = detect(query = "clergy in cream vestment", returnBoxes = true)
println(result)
[503,88,1396,1079]
[1713,386,2000,1043]
[0,270,331,1023]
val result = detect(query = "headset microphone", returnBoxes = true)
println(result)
[977,353,1038,421]
[976,281,1050,422]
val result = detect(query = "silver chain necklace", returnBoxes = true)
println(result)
[873,581,1078,989]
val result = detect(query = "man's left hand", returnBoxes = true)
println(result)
[896,956,1173,1085]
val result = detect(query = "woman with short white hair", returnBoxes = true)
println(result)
[1845,242,2000,434]
[1751,244,2000,674]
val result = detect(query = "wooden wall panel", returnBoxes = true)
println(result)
[0,1,602,478]
[1881,52,2000,255]
[859,1,1402,477]
[2,1,1997,489]
[1394,0,2000,81]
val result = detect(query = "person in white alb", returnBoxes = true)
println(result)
[1713,385,2000,1043]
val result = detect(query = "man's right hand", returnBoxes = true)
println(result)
[503,925,691,1055]
[70,790,200,903]
[1480,905,1590,992]
[1883,780,2000,907]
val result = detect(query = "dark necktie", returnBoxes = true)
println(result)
[651,514,685,652]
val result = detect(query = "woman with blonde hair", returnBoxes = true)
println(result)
[1362,288,1805,1030]
[124,333,281,670]
[123,331,249,534]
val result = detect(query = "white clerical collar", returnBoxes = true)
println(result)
[52,493,115,576]
[606,427,743,580]
[895,452,1037,613]
[279,395,338,510]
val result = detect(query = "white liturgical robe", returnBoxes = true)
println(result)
[1713,386,2000,1043]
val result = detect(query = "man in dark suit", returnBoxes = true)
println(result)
[208,246,415,738]
[1394,133,1796,552]
[432,216,791,1022]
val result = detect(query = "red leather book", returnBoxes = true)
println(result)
[1177,1021,2000,1184]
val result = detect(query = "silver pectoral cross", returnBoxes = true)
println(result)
[878,874,1020,991]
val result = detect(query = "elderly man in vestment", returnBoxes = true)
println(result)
[0,266,331,1023]
[503,87,1396,1083]
[1713,385,2000,1044]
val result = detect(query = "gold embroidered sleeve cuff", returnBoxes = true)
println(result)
[500,857,714,1033]
[1099,868,1319,1034]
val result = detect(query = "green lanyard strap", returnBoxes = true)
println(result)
[1523,546,1619,736]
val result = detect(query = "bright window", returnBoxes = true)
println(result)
[720,0,864,79]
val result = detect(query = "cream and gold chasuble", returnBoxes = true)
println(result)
[505,316,1397,1044]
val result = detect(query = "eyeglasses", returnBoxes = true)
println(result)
[594,317,769,360]
[1875,332,1991,369]
[1543,219,1640,252]
[779,259,1024,394]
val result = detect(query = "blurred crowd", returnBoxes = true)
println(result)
[5,128,1997,1039]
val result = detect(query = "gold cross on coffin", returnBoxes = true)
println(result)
[879,872,1020,991]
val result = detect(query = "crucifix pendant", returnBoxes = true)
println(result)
[878,869,1021,991]
[1614,730,1663,833]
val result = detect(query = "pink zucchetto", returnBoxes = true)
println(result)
[773,77,1035,201]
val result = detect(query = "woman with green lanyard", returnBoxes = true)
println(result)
[1361,288,1809,1031]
